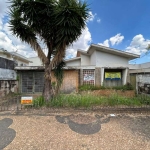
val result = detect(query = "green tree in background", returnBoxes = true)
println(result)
[9,0,89,101]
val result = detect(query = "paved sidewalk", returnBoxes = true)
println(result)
[0,111,150,150]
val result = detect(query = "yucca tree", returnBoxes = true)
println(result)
[9,0,89,101]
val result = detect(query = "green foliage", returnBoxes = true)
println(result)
[79,83,133,91]
[31,93,150,108]
[9,0,90,99]
[105,94,141,106]
[9,0,89,57]
[53,61,66,93]
[16,75,19,81]
[138,94,150,105]
[47,94,148,108]
[33,96,45,107]
[79,85,106,91]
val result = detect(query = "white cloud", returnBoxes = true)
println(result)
[87,11,97,22]
[98,33,124,47]
[0,21,36,58]
[110,33,124,46]
[98,39,109,47]
[66,26,92,59]
[126,34,150,55]
[0,1,92,59]
[97,18,101,23]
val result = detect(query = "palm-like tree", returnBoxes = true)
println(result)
[9,0,89,101]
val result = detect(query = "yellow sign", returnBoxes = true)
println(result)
[105,72,121,79]
[21,97,33,105]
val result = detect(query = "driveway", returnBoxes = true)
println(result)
[0,110,150,150]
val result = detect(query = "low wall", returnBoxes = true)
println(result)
[0,80,18,97]
[81,90,135,98]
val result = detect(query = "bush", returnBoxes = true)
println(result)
[33,96,45,107]
[79,83,134,91]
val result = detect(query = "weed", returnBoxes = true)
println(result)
[32,93,150,108]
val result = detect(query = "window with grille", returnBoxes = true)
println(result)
[21,72,44,93]
[83,70,95,85]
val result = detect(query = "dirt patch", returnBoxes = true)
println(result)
[82,89,135,97]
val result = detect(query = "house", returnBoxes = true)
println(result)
[65,44,139,88]
[15,44,139,94]
[0,48,31,66]
[129,62,150,94]
[0,48,31,96]
[29,56,43,66]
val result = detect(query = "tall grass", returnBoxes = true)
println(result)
[32,93,150,108]
[79,83,134,91]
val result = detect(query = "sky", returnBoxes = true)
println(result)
[0,0,150,64]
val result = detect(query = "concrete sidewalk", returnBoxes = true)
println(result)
[0,111,150,150]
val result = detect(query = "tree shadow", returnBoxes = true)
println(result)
[55,114,110,135]
[0,118,16,149]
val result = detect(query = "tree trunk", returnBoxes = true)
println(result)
[42,64,54,101]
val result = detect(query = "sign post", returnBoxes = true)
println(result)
[21,97,33,105]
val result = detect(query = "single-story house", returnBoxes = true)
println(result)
[15,44,140,94]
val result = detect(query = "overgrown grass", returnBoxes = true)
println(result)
[79,83,134,91]
[33,96,45,108]
[32,93,150,108]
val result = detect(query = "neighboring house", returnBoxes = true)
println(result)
[0,48,31,66]
[29,56,43,66]
[129,62,150,94]
[15,44,140,94]
[0,48,31,96]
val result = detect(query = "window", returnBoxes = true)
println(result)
[83,70,95,85]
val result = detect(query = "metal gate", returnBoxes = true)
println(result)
[21,72,44,93]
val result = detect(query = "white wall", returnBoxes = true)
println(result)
[122,69,127,85]
[65,59,81,67]
[101,67,104,85]
[95,51,129,67]
[81,54,90,66]
[90,51,97,65]
[29,57,43,66]
[16,59,29,66]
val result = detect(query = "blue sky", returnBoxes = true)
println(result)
[0,0,150,64]
[86,0,150,64]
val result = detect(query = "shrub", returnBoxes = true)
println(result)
[33,96,45,107]
[79,83,133,91]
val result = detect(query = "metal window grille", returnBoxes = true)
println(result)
[21,72,44,93]
[83,70,95,85]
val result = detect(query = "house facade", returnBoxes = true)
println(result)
[0,48,31,96]
[66,44,139,88]
[15,44,139,94]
